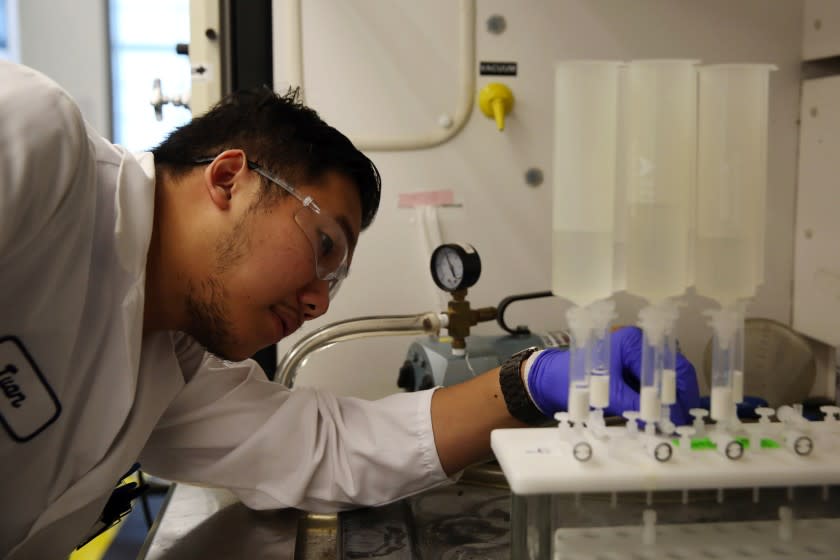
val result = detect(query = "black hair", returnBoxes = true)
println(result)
[152,87,381,229]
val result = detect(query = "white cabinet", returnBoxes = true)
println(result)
[803,0,840,60]
[793,76,840,346]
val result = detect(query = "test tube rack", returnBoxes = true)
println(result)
[492,407,840,560]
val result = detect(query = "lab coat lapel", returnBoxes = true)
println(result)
[115,151,156,377]
[114,150,155,276]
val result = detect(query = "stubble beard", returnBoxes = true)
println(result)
[185,213,252,361]
[185,276,239,360]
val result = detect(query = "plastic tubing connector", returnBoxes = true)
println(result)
[478,83,514,131]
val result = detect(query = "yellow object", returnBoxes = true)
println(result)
[478,83,515,131]
[68,524,121,560]
[68,473,142,560]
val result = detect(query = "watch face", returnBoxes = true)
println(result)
[433,247,464,290]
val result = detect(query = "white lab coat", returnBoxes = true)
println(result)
[0,61,449,559]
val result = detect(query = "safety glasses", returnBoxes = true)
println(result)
[194,157,349,298]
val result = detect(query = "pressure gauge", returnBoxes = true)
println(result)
[430,244,482,292]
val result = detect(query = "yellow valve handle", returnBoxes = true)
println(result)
[491,99,506,130]
[478,83,514,131]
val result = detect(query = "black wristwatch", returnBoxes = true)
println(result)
[499,346,545,425]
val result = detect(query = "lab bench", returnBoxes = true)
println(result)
[138,465,840,560]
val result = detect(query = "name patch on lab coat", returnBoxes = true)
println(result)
[0,336,61,442]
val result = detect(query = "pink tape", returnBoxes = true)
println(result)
[397,190,455,208]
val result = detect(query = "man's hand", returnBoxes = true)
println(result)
[525,326,701,425]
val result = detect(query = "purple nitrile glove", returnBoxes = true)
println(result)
[526,326,701,425]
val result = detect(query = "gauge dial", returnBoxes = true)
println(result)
[430,244,481,292]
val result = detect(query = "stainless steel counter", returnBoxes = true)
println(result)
[138,471,512,560]
[138,484,303,559]
[138,472,840,560]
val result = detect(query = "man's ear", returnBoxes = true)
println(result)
[204,149,248,209]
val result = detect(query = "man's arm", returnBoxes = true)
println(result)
[142,348,454,513]
[430,367,525,476]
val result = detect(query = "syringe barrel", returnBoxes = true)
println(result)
[639,329,662,422]
[589,328,611,409]
[661,332,677,406]
[710,344,734,421]
[638,303,680,422]
[568,343,590,423]
[708,308,742,421]
[566,306,592,422]
[732,318,745,404]
[588,300,616,409]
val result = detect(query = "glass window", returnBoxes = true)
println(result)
[0,0,7,49]
[109,0,191,151]
[0,0,9,57]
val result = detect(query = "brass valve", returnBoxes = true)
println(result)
[445,289,497,351]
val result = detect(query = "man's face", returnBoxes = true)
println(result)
[186,169,363,362]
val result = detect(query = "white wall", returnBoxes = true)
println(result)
[17,0,111,138]
[274,0,805,399]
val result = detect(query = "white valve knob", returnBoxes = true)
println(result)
[659,417,676,437]
[622,411,640,434]
[755,407,775,424]
[820,405,840,422]
[554,412,571,428]
[777,405,808,429]
[689,408,709,435]
[675,425,696,451]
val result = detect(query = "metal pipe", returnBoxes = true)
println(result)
[275,312,446,388]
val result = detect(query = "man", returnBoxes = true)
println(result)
[0,61,699,558]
